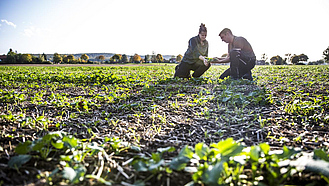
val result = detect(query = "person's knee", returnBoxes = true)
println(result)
[174,64,191,78]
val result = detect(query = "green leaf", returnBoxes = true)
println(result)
[32,141,45,151]
[202,161,224,185]
[151,153,161,163]
[63,135,78,149]
[130,145,141,152]
[276,146,299,160]
[15,141,32,154]
[42,133,57,143]
[8,155,31,169]
[250,146,260,162]
[211,138,243,160]
[36,116,45,121]
[259,143,270,155]
[149,159,165,171]
[169,146,194,170]
[195,143,209,160]
[178,146,194,159]
[132,160,149,172]
[60,155,73,161]
[51,140,64,149]
[314,149,329,162]
[170,156,190,171]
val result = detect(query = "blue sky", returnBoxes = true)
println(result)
[1,0,329,61]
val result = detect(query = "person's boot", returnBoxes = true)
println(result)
[242,71,253,81]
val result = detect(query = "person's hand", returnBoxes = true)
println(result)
[213,57,220,62]
[203,58,209,66]
[199,55,209,66]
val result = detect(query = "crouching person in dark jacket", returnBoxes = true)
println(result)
[174,23,211,78]
[211,28,256,81]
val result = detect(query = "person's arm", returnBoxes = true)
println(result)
[189,37,204,60]
[211,56,230,64]
[198,40,210,66]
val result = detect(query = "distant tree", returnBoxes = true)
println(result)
[111,54,122,62]
[151,51,156,62]
[42,53,47,61]
[34,54,44,63]
[30,55,38,64]
[5,48,17,63]
[308,59,324,65]
[122,54,128,63]
[62,55,67,62]
[270,55,283,65]
[19,54,33,63]
[133,54,141,63]
[176,54,183,62]
[290,54,308,65]
[53,53,62,63]
[290,54,299,64]
[7,48,16,56]
[145,54,151,62]
[96,55,105,62]
[323,46,329,62]
[156,54,164,63]
[38,54,45,62]
[81,54,89,62]
[316,59,324,65]
[298,54,308,63]
[64,54,75,63]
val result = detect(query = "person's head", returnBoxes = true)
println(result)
[198,23,207,42]
[219,28,234,43]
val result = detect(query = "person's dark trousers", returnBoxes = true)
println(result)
[219,49,255,80]
[174,61,211,78]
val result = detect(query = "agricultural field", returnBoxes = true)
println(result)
[0,64,329,185]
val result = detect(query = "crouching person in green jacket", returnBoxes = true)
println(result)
[174,23,210,78]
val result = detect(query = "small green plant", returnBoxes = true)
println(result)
[131,146,175,183]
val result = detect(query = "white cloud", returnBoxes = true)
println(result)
[23,26,51,38]
[1,19,16,28]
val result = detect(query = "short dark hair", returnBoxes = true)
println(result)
[199,23,207,33]
[219,28,232,36]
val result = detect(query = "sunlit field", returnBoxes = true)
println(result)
[1,64,329,185]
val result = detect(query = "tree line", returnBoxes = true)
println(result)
[1,47,328,65]
[1,49,51,64]
[260,46,329,65]
[0,49,184,64]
